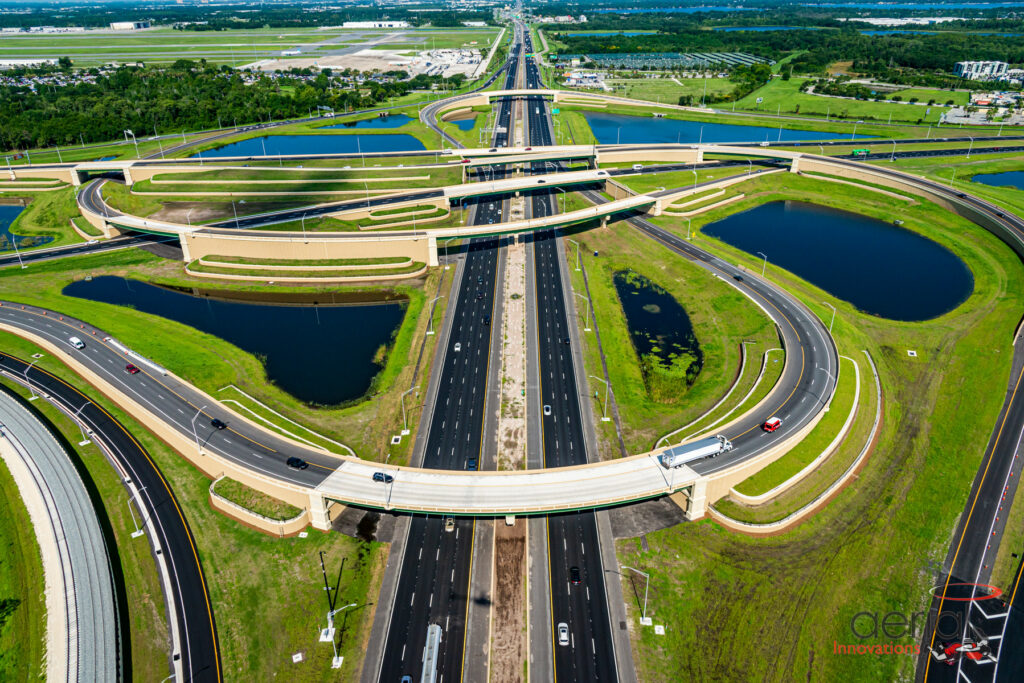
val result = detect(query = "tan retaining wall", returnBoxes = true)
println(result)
[185,262,428,284]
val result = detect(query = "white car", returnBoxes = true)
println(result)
[543,405,551,416]
[444,517,455,532]
[68,336,85,349]
[558,622,569,646]
[454,342,462,352]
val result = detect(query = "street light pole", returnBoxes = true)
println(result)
[685,216,692,240]
[757,251,768,277]
[186,208,194,229]
[320,602,357,669]
[400,385,420,434]
[822,301,836,334]
[23,358,41,399]
[573,292,591,331]
[426,296,444,335]
[190,405,208,455]
[72,403,91,445]
[967,136,974,159]
[589,375,611,421]
[567,238,581,270]
[620,565,651,625]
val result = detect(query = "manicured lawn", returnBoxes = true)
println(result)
[212,478,302,520]
[0,248,446,463]
[0,444,45,681]
[1,188,84,251]
[604,77,734,105]
[0,339,386,680]
[735,77,951,123]
[616,170,1024,681]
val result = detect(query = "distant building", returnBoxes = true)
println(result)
[0,58,58,69]
[110,21,151,31]
[342,21,410,29]
[954,60,1008,81]
[462,21,488,27]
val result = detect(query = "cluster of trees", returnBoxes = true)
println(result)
[807,79,956,105]
[0,60,465,151]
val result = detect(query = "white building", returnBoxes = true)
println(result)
[954,60,1009,81]
[0,58,58,69]
[341,21,410,29]
[462,21,488,27]
[110,21,151,31]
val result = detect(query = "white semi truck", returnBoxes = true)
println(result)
[659,435,733,468]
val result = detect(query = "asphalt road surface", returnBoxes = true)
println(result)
[0,351,221,682]
[374,37,520,683]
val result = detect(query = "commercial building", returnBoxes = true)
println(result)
[954,60,1009,81]
[341,21,410,29]
[109,21,151,31]
[0,58,58,69]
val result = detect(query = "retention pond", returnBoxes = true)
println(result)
[63,276,407,405]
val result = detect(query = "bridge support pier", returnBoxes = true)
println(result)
[308,492,340,531]
[427,237,439,267]
[685,479,708,521]
[789,156,801,173]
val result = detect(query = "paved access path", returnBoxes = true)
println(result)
[0,386,119,683]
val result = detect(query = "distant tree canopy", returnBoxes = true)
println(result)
[0,60,464,150]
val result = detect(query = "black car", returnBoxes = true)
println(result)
[563,337,570,346]
[466,458,478,471]
[211,418,227,430]
[476,290,485,300]
[286,457,309,470]
[483,315,491,326]
[570,566,582,585]
[372,471,394,484]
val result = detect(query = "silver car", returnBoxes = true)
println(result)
[558,622,569,646]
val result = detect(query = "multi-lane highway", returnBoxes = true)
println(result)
[374,33,521,683]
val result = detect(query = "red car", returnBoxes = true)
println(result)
[125,363,140,375]
[763,417,782,432]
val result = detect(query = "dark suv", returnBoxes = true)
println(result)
[372,471,394,484]
[210,418,227,430]
[286,457,309,470]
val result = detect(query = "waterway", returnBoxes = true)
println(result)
[62,276,408,405]
[0,204,52,253]
[613,270,703,393]
[319,113,414,129]
[583,111,874,145]
[702,200,973,321]
[194,133,426,158]
[970,170,1024,191]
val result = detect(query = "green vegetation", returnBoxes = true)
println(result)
[734,77,947,123]
[212,477,302,520]
[0,337,385,680]
[189,260,426,279]
[204,255,409,267]
[0,446,45,681]
[732,355,859,497]
[71,216,103,237]
[0,247,445,463]
[1,188,83,251]
[616,167,750,195]
[563,219,777,456]
[603,77,733,105]
[617,170,1024,680]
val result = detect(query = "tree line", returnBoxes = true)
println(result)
[0,60,465,151]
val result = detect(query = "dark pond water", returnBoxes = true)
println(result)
[194,133,425,158]
[613,270,703,385]
[62,276,408,405]
[319,113,414,130]
[970,170,1024,191]
[0,204,52,253]
[714,26,820,32]
[583,111,874,145]
[702,201,973,321]
[452,117,477,131]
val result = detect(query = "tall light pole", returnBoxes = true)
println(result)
[620,565,651,625]
[890,140,896,162]
[691,168,698,189]
[401,385,420,435]
[967,135,974,159]
[822,301,836,334]
[123,129,139,158]
[72,403,91,445]
[851,120,862,140]
[685,216,692,240]
[573,291,592,331]
[426,296,444,335]
[301,212,307,242]
[589,375,611,421]
[10,230,25,269]
[190,405,208,455]
[567,238,581,270]
[186,207,194,228]
[757,251,768,277]
[556,186,566,213]
[320,602,357,669]
[23,358,41,400]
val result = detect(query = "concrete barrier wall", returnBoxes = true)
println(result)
[11,166,79,185]
[184,230,436,265]
[209,477,309,537]
[196,257,414,272]
[185,262,428,284]
[330,194,448,221]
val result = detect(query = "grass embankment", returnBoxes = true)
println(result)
[212,478,302,520]
[205,255,409,268]
[562,220,777,457]
[0,339,386,680]
[438,108,489,149]
[1,188,83,251]
[735,76,955,123]
[189,261,426,279]
[617,171,1024,681]
[0,248,447,463]
[0,376,169,681]
[0,442,45,681]
[616,168,753,195]
[885,152,1024,217]
[731,355,859,497]
[604,77,734,105]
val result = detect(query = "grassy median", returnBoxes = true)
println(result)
[614,170,1024,681]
